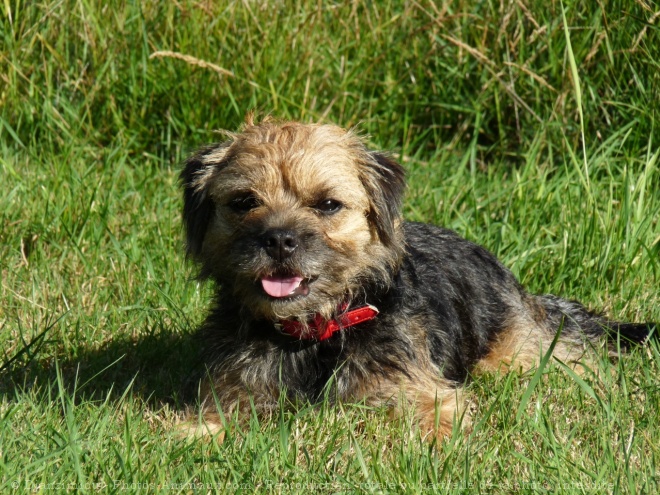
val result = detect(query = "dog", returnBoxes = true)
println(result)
[180,116,656,440]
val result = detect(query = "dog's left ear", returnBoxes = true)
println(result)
[180,143,232,259]
[360,152,406,247]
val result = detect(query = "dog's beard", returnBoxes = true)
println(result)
[223,243,391,322]
[230,254,355,322]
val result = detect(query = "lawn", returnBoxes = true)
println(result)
[1,0,659,493]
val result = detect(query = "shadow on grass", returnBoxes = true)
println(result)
[0,326,203,408]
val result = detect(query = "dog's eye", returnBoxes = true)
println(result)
[229,194,259,213]
[314,199,343,214]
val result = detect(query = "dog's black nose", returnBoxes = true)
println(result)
[263,229,299,261]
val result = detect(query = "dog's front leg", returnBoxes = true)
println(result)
[354,368,465,441]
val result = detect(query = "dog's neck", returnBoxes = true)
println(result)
[275,302,379,341]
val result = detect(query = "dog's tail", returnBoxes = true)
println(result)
[538,294,657,350]
[601,321,658,349]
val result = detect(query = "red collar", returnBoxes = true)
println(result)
[276,304,379,341]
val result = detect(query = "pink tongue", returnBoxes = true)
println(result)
[261,276,304,298]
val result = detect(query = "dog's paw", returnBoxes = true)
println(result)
[175,417,227,442]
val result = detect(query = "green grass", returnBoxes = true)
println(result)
[1,0,659,493]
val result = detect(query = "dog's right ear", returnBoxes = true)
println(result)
[180,143,232,259]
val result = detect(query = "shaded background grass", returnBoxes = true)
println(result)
[1,0,659,493]
[3,0,659,157]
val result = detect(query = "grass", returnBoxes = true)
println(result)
[1,0,659,493]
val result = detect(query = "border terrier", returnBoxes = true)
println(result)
[180,116,656,440]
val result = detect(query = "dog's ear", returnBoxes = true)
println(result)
[180,143,232,259]
[360,152,406,246]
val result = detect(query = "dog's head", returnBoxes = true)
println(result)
[181,118,406,321]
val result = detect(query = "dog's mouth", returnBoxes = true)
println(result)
[260,274,314,299]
